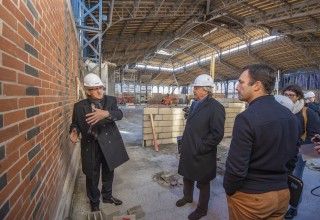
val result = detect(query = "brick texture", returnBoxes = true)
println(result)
[0,115,3,128]
[0,145,5,160]
[0,173,7,191]
[0,0,79,219]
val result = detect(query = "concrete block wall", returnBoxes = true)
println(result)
[143,108,186,147]
[143,99,245,147]
[0,1,79,220]
[217,98,246,137]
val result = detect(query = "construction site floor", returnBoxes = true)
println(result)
[70,108,320,220]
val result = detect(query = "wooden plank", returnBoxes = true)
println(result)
[149,114,159,152]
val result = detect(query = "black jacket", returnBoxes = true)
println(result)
[296,107,320,144]
[70,95,129,178]
[223,95,300,195]
[178,95,225,182]
[305,102,320,118]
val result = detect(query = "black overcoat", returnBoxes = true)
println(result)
[178,95,225,182]
[70,95,129,178]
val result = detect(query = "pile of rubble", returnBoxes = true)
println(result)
[153,171,183,188]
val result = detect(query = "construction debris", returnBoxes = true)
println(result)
[127,205,145,219]
[153,171,183,188]
[113,215,135,220]
[87,211,103,220]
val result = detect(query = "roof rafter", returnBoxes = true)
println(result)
[218,58,242,73]
[110,1,205,23]
[105,33,175,43]
[286,37,320,70]
[244,0,320,26]
[247,44,279,71]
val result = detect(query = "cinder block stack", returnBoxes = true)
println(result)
[143,108,185,147]
[143,98,245,147]
[218,98,246,137]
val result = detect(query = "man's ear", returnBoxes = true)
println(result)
[253,81,262,91]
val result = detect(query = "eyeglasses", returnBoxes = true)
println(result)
[88,86,103,91]
[284,93,296,98]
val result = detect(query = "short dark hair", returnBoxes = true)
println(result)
[242,64,276,94]
[282,84,304,99]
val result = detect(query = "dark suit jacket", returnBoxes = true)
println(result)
[178,95,225,182]
[70,95,129,178]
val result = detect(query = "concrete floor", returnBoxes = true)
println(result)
[70,108,320,220]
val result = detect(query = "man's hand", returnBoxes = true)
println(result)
[70,128,79,143]
[311,134,320,154]
[315,145,320,154]
[311,134,320,144]
[85,106,110,125]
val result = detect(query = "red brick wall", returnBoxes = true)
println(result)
[0,0,79,219]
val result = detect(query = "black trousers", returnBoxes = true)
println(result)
[86,142,114,206]
[183,177,210,213]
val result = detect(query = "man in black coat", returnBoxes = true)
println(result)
[176,74,226,220]
[70,73,129,212]
[223,64,300,219]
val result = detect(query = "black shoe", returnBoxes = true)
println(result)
[103,196,123,206]
[176,198,193,207]
[188,208,207,220]
[91,205,100,212]
[285,208,297,219]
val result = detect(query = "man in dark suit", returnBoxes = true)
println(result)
[176,74,226,220]
[69,73,129,212]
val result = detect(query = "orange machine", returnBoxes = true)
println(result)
[161,94,177,106]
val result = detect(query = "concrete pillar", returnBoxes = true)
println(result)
[108,66,116,96]
[101,63,108,95]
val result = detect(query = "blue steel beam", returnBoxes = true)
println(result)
[72,0,104,74]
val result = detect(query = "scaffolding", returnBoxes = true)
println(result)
[115,67,137,104]
[71,0,106,75]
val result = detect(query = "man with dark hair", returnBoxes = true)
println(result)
[223,64,300,219]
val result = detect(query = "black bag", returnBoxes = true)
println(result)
[287,174,303,208]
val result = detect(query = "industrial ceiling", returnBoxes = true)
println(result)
[84,0,320,86]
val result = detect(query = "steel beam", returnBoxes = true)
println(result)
[109,47,158,59]
[286,37,320,70]
[134,18,148,35]
[104,33,175,43]
[218,59,242,73]
[290,36,320,46]
[72,0,103,74]
[208,0,248,17]
[247,45,279,71]
[244,0,320,26]
[119,20,131,37]
[111,1,205,21]
[269,17,320,36]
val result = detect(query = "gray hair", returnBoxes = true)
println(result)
[203,86,213,96]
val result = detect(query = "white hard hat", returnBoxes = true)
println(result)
[274,95,294,113]
[193,74,214,87]
[304,91,315,99]
[83,73,104,87]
